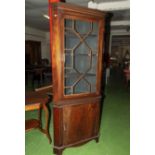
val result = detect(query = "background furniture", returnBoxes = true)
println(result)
[49,2,106,155]
[25,40,52,88]
[25,85,53,143]
[25,40,41,66]
[41,59,52,83]
[25,66,45,88]
[25,65,52,89]
[123,64,130,87]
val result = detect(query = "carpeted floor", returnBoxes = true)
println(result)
[25,67,130,155]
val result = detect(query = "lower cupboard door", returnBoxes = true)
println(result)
[62,102,100,145]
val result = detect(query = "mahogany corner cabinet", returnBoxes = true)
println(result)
[49,2,106,155]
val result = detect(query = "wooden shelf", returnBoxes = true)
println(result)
[65,33,98,37]
[25,119,40,131]
[65,53,98,56]
[65,73,96,78]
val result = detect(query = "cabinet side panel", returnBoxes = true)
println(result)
[62,101,100,145]
[51,5,64,101]
[53,108,63,146]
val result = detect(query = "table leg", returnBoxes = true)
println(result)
[41,103,52,144]
[38,107,42,130]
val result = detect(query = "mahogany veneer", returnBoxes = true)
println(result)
[49,2,106,155]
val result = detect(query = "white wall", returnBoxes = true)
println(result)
[45,32,51,62]
[25,26,51,62]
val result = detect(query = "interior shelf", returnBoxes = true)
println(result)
[65,32,98,37]
[65,53,98,56]
[65,72,96,78]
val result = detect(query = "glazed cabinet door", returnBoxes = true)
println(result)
[64,19,100,96]
[62,17,104,99]
[50,2,105,101]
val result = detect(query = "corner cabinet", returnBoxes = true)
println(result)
[49,2,106,155]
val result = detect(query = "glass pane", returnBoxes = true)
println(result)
[65,30,79,49]
[92,22,98,35]
[74,79,90,94]
[65,87,72,95]
[65,53,73,68]
[85,22,98,53]
[85,36,98,52]
[65,72,79,87]
[65,19,72,28]
[74,52,91,74]
[74,43,90,55]
[75,20,91,34]
[85,75,97,92]
[64,18,99,95]
[87,55,98,74]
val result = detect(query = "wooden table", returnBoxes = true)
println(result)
[25,67,45,87]
[25,91,52,143]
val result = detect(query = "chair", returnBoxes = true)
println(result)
[32,67,45,88]
[41,59,52,82]
[41,58,49,66]
[25,85,53,143]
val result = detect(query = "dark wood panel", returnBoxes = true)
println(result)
[53,108,63,147]
[62,102,100,145]
[25,40,41,65]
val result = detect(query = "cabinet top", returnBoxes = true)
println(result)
[49,2,107,18]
